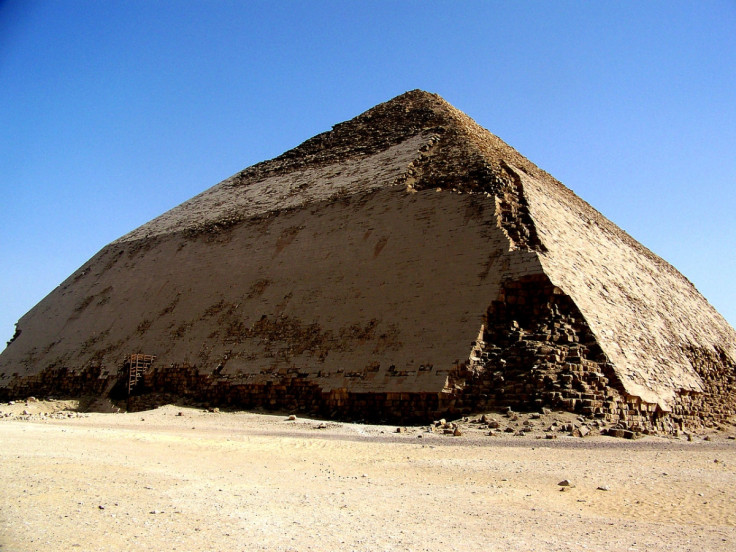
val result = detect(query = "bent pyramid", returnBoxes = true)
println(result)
[2,90,735,432]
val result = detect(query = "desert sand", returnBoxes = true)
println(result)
[1,400,735,552]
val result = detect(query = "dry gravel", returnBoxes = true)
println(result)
[1,401,735,551]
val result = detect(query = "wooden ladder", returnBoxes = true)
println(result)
[126,353,155,395]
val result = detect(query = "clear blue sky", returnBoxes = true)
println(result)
[1,0,735,349]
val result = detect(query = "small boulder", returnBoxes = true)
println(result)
[573,426,590,438]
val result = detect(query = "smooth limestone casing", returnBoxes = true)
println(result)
[513,165,736,410]
[0,136,526,397]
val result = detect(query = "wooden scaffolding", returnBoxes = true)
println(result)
[124,353,156,395]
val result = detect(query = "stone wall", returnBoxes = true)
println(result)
[3,320,733,432]
[0,362,453,423]
[0,365,120,402]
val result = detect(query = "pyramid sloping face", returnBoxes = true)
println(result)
[518,167,733,406]
[1,90,734,427]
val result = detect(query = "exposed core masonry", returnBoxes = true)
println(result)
[1,90,735,433]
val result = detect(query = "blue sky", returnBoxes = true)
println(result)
[1,0,735,348]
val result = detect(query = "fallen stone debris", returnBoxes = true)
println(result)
[2,397,735,442]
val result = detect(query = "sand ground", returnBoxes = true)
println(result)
[1,401,735,552]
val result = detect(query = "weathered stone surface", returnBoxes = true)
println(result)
[0,90,734,431]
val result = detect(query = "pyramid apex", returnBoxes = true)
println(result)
[384,88,445,103]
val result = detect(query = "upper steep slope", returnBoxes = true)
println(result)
[116,90,547,245]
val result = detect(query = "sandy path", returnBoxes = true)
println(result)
[1,405,735,552]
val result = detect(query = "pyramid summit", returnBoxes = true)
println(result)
[2,90,735,433]
[114,90,546,244]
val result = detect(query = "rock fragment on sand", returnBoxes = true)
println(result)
[574,425,590,437]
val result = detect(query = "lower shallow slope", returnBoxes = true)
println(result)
[1,188,513,420]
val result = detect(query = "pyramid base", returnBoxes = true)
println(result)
[1,361,733,434]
